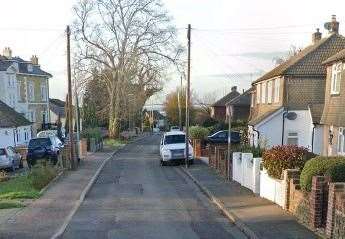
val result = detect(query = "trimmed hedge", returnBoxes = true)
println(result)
[81,127,102,141]
[300,156,345,192]
[262,145,313,179]
[189,126,209,140]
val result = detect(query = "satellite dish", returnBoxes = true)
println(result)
[324,22,332,31]
[286,112,297,120]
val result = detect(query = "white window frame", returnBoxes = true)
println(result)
[331,63,342,95]
[267,80,273,103]
[256,84,260,104]
[261,82,266,104]
[274,78,280,103]
[40,83,47,101]
[337,127,345,155]
[287,132,298,145]
[251,92,255,107]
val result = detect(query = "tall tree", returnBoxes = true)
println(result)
[73,0,181,138]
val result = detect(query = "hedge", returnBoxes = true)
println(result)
[300,156,345,191]
[189,126,209,140]
[262,145,313,179]
[81,127,102,141]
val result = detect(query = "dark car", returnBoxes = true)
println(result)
[27,136,63,166]
[207,130,241,144]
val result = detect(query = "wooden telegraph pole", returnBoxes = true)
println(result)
[185,24,191,168]
[66,25,76,170]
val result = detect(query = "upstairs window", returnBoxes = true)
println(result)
[274,78,280,103]
[287,132,298,145]
[40,84,47,101]
[261,82,266,104]
[256,84,260,104]
[338,127,345,155]
[27,64,33,72]
[331,63,342,95]
[28,81,34,101]
[251,92,255,107]
[267,80,273,103]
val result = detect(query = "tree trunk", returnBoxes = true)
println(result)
[108,94,120,139]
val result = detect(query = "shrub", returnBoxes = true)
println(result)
[300,156,345,191]
[27,164,58,190]
[262,145,313,179]
[241,144,264,157]
[189,126,209,140]
[81,127,102,141]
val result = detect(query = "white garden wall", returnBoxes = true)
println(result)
[259,170,285,207]
[232,152,261,194]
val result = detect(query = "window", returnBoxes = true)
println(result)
[17,81,22,101]
[337,128,345,155]
[331,63,342,94]
[27,111,35,122]
[256,84,260,104]
[28,81,34,101]
[16,129,21,142]
[40,83,47,101]
[251,93,255,107]
[287,132,298,145]
[274,78,280,103]
[267,80,272,103]
[27,64,33,72]
[261,82,266,103]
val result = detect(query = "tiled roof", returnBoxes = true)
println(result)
[0,100,31,128]
[308,104,324,124]
[212,91,240,107]
[323,48,345,65]
[253,33,345,84]
[226,89,251,106]
[0,55,52,77]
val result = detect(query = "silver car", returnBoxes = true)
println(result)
[0,146,22,171]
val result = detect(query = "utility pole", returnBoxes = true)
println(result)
[178,76,182,131]
[66,25,76,170]
[74,80,80,163]
[185,24,191,168]
[227,107,232,181]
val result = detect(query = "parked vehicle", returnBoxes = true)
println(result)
[0,146,22,171]
[37,129,66,141]
[160,131,193,166]
[170,126,181,132]
[27,136,64,166]
[153,127,160,134]
[207,130,241,144]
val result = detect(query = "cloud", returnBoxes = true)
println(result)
[227,51,288,60]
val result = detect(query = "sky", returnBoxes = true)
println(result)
[0,0,345,105]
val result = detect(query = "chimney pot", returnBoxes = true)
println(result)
[330,15,339,34]
[31,55,39,65]
[3,47,12,58]
[312,28,322,44]
[231,86,237,92]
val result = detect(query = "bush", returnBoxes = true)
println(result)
[262,145,313,179]
[241,144,264,157]
[189,126,209,140]
[27,164,58,190]
[81,127,102,141]
[300,156,345,191]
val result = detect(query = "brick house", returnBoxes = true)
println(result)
[211,86,240,122]
[225,88,251,122]
[320,49,345,156]
[248,16,345,153]
[0,48,52,133]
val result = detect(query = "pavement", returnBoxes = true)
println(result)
[0,149,114,239]
[181,160,320,239]
[61,135,247,239]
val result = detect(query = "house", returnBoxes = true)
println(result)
[0,47,52,133]
[225,88,251,122]
[320,49,345,156]
[248,16,345,154]
[50,98,66,126]
[211,86,240,122]
[0,100,32,148]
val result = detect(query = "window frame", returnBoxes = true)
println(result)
[337,127,345,155]
[261,82,266,104]
[256,84,260,104]
[274,78,280,103]
[331,62,342,95]
[287,132,298,145]
[28,81,35,101]
[267,80,273,104]
[40,83,47,101]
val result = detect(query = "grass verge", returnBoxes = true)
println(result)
[104,138,128,150]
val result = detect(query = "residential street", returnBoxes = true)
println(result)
[62,135,246,239]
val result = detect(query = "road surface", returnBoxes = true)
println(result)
[62,135,246,239]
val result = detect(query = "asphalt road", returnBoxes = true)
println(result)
[62,135,246,239]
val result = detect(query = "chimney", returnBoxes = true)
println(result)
[231,86,237,92]
[3,47,12,58]
[325,15,339,34]
[31,55,39,65]
[312,28,322,44]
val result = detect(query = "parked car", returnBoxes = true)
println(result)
[27,136,64,166]
[207,130,241,144]
[170,126,181,132]
[0,146,22,171]
[160,131,193,166]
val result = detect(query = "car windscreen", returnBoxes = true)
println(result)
[0,149,6,156]
[28,138,52,148]
[164,135,185,144]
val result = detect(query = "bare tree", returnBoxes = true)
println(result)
[73,0,182,138]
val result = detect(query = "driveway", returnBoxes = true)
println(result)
[62,135,246,239]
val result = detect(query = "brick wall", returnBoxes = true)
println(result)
[326,183,345,238]
[208,144,230,179]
